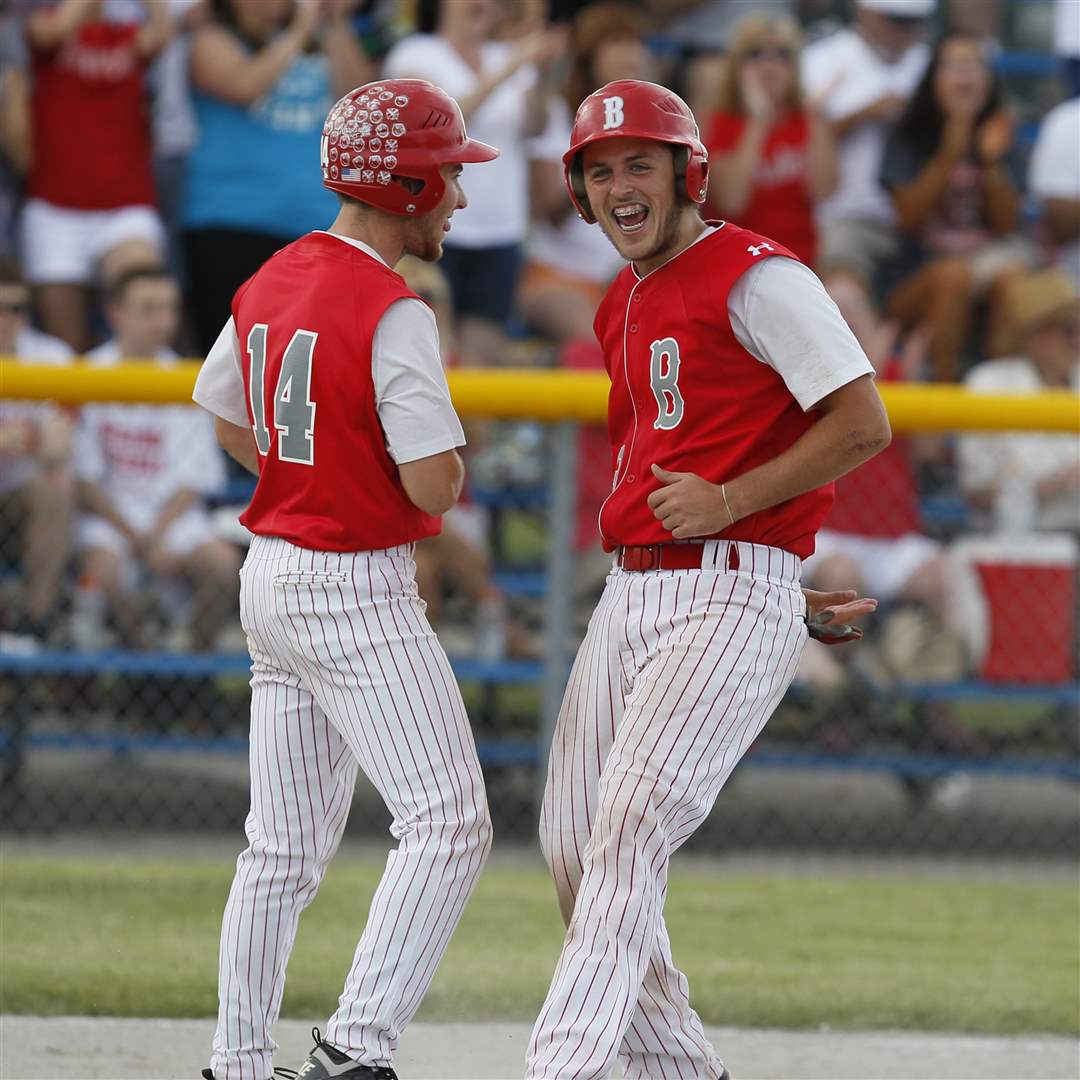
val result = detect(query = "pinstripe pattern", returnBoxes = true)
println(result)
[210,535,491,1080]
[528,540,807,1080]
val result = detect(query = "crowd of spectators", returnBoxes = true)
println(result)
[0,0,1077,706]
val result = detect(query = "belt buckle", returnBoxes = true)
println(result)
[623,544,661,571]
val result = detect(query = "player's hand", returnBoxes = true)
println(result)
[648,464,732,539]
[802,588,877,645]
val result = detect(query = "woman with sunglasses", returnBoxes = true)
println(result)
[704,12,837,265]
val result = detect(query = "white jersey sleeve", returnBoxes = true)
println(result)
[193,317,248,427]
[728,257,875,411]
[372,297,465,465]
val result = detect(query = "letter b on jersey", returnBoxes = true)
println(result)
[649,337,684,430]
[603,96,625,129]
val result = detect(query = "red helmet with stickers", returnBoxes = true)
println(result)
[562,79,708,224]
[321,78,499,216]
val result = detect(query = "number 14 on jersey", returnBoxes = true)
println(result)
[247,324,318,466]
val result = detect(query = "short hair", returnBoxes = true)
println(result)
[107,265,175,304]
[335,174,425,211]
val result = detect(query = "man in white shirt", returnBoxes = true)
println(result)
[959,269,1080,534]
[0,261,74,650]
[802,0,932,281]
[75,266,239,649]
[382,5,563,363]
[1029,96,1080,288]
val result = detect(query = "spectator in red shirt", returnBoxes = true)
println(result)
[703,11,837,266]
[20,0,171,351]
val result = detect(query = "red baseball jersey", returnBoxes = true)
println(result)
[595,222,834,558]
[232,232,441,552]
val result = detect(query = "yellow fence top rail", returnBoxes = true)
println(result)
[2,358,1078,432]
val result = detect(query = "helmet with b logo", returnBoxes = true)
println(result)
[562,80,708,224]
[321,78,499,216]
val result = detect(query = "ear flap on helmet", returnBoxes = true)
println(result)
[568,153,596,224]
[673,145,709,206]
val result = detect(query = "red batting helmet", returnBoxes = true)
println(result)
[562,80,708,224]
[321,79,499,216]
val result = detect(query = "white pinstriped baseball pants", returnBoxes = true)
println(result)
[527,541,807,1080]
[210,536,491,1080]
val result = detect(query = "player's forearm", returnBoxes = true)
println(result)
[214,416,260,476]
[725,386,891,524]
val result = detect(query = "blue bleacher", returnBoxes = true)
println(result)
[2,648,1076,781]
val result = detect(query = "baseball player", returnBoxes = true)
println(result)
[191,79,498,1080]
[526,81,890,1080]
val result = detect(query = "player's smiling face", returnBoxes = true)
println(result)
[404,163,466,263]
[582,136,686,272]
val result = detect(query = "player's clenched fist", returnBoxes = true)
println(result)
[647,463,736,538]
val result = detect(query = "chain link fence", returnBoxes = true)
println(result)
[1,416,1077,853]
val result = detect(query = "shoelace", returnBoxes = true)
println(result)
[277,1029,396,1080]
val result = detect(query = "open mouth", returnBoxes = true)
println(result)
[612,203,649,234]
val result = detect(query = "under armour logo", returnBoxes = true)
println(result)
[747,242,774,256]
[602,96,625,130]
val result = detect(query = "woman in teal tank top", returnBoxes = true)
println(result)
[182,0,370,352]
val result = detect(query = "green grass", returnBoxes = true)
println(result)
[1,855,1076,1035]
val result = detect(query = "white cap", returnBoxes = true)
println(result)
[858,0,935,17]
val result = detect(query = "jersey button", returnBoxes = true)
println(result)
[627,473,636,483]
[632,294,642,303]
[630,324,638,333]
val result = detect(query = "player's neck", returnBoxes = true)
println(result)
[632,214,708,278]
[326,206,403,268]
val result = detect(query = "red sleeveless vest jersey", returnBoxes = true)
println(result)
[595,222,834,559]
[232,232,441,552]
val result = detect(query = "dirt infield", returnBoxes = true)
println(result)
[1,1016,1077,1080]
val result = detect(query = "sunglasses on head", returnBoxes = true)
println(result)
[745,46,793,61]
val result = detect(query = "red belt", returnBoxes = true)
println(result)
[618,543,706,572]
